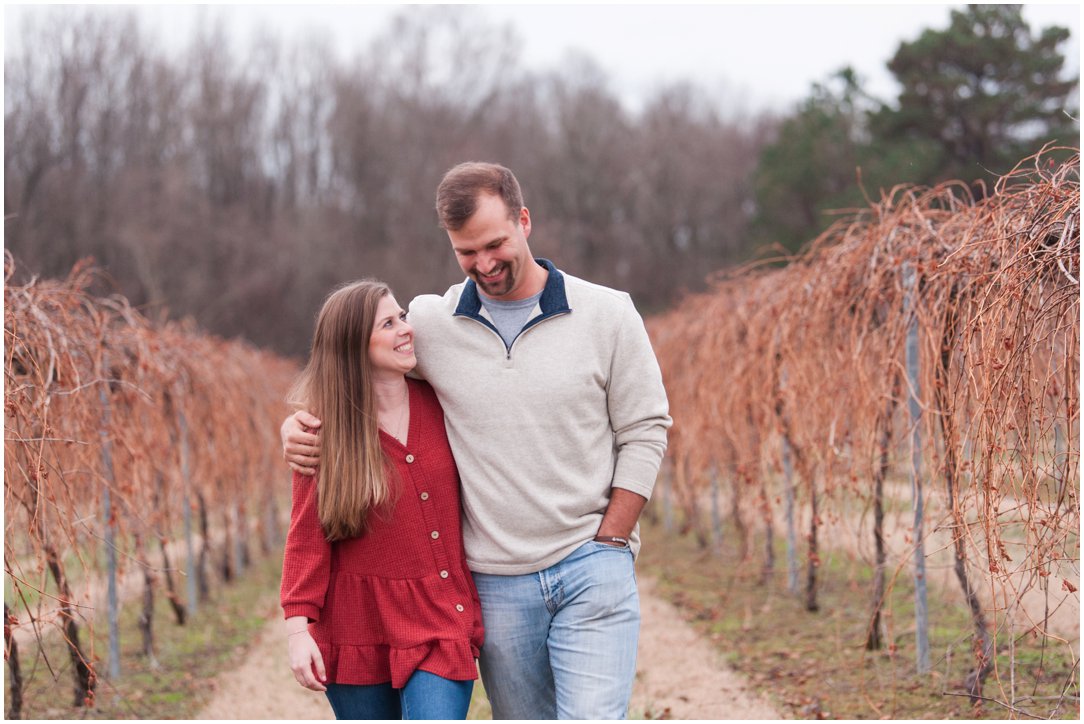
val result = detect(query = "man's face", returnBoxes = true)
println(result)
[448,193,534,301]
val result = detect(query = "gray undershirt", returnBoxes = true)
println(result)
[479,290,543,348]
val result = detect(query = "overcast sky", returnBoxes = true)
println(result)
[4,3,1080,113]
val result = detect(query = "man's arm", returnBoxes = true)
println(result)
[597,488,648,544]
[600,296,672,537]
[282,411,323,476]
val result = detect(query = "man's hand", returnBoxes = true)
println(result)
[282,410,322,476]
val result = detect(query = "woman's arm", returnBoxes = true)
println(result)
[285,615,327,691]
[280,470,332,618]
[280,470,332,689]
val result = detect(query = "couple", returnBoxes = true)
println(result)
[279,162,671,720]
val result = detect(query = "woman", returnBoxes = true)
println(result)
[280,280,483,720]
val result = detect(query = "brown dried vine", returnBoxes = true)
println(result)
[649,150,1079,716]
[4,253,298,708]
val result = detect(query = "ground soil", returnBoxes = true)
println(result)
[195,573,781,720]
[795,481,1079,640]
[681,479,1078,641]
[629,575,780,720]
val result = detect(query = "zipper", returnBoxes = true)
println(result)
[458,309,572,361]
[505,309,571,360]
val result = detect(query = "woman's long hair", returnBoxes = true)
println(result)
[288,280,396,541]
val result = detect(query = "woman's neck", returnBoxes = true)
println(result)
[372,375,408,412]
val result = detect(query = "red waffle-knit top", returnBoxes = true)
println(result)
[280,378,484,688]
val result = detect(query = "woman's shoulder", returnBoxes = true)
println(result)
[406,376,435,397]
[407,377,443,413]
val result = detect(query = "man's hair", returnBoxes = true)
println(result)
[435,162,524,231]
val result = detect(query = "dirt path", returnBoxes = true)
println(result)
[196,573,781,720]
[197,611,333,720]
[630,575,780,720]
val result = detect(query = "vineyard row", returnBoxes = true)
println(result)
[647,151,1080,714]
[4,253,298,715]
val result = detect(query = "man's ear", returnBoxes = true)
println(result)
[520,206,532,239]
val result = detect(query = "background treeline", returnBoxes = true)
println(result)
[752,5,1078,252]
[5,5,1077,358]
[4,7,770,357]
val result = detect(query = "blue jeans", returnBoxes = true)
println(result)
[324,670,474,720]
[473,540,640,719]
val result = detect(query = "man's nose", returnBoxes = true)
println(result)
[476,251,497,273]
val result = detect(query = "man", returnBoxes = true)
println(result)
[282,162,671,719]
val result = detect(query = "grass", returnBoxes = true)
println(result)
[6,552,281,719]
[10,517,1075,720]
[636,514,1080,720]
[6,545,94,613]
[8,547,497,720]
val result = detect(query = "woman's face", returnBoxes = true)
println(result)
[368,294,416,376]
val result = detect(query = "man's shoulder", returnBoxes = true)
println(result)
[559,270,635,312]
[409,283,465,319]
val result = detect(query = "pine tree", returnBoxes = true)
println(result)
[873,4,1078,189]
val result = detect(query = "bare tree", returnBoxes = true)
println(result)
[5,6,770,356]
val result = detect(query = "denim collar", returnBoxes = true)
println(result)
[454,258,571,318]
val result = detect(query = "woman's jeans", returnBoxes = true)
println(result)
[473,539,640,719]
[324,670,474,720]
